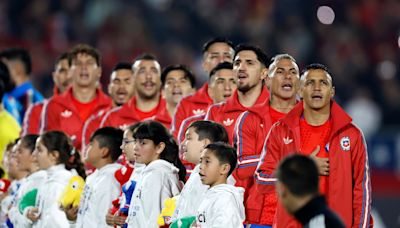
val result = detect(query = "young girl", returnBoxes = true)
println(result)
[106,122,144,227]
[8,134,48,227]
[26,131,86,227]
[125,120,186,228]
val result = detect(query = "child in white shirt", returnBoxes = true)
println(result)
[172,120,229,223]
[26,131,86,228]
[65,127,124,227]
[124,120,186,228]
[195,142,245,227]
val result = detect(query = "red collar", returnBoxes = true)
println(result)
[282,100,352,136]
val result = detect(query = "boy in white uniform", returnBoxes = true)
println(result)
[64,127,123,227]
[172,120,229,223]
[196,142,245,227]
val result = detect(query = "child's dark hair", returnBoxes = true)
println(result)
[40,131,86,179]
[188,121,229,143]
[20,134,39,154]
[276,154,319,197]
[90,127,123,162]
[131,121,186,182]
[204,142,237,176]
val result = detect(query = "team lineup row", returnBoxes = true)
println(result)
[0,38,371,227]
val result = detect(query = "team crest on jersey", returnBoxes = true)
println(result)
[193,109,205,115]
[61,109,72,118]
[223,118,234,126]
[340,137,350,151]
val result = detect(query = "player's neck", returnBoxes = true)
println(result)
[72,85,97,103]
[166,102,176,118]
[135,93,160,112]
[303,106,330,126]
[270,96,297,113]
[238,83,263,107]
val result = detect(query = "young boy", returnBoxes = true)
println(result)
[171,120,229,224]
[196,142,245,227]
[64,127,123,227]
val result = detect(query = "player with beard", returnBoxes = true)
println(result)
[255,64,372,228]
[81,62,135,152]
[100,54,165,129]
[233,54,300,227]
[40,44,112,151]
[149,64,196,129]
[205,44,270,145]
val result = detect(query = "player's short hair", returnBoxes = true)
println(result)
[234,44,270,67]
[0,47,32,74]
[161,64,196,88]
[209,62,233,79]
[202,37,234,54]
[70,44,101,66]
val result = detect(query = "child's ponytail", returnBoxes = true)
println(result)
[65,147,86,179]
[40,131,86,179]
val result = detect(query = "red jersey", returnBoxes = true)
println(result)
[205,87,269,144]
[81,107,112,152]
[21,102,44,136]
[21,86,62,136]
[171,83,213,139]
[255,101,372,228]
[299,118,332,195]
[41,87,112,150]
[100,96,166,129]
[148,105,172,130]
[233,99,287,225]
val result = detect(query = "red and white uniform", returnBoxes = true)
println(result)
[100,96,166,129]
[40,87,112,150]
[205,87,269,145]
[233,97,287,225]
[171,83,213,139]
[148,105,172,130]
[21,87,62,136]
[81,107,111,152]
[22,102,44,136]
[255,101,372,228]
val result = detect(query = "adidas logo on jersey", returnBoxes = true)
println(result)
[283,137,293,145]
[119,124,128,130]
[61,109,72,118]
[223,118,234,126]
[192,109,205,115]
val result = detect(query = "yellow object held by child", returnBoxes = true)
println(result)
[59,175,85,208]
[157,197,177,226]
